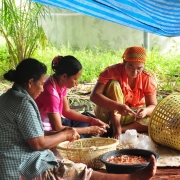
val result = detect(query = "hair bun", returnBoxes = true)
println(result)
[52,56,63,67]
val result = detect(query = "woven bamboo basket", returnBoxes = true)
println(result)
[56,137,119,169]
[149,93,180,150]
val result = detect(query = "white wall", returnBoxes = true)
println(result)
[40,8,180,53]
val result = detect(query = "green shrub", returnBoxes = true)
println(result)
[1,44,180,93]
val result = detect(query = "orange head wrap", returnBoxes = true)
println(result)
[122,46,146,63]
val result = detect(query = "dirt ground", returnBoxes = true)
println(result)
[0,79,12,94]
[0,79,95,94]
[0,79,96,111]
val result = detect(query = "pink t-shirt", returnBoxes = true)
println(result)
[35,75,67,130]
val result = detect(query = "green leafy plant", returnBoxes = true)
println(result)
[0,0,49,68]
[1,43,180,96]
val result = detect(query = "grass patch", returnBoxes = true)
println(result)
[1,44,180,94]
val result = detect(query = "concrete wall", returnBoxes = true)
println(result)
[40,8,180,53]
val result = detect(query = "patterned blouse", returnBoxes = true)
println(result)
[0,84,57,180]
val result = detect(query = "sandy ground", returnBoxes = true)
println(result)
[0,79,12,95]
[0,80,95,111]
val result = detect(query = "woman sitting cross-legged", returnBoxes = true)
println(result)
[90,46,157,139]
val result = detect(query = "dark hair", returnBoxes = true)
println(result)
[52,55,82,77]
[3,58,47,85]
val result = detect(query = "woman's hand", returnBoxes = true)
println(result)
[117,104,137,116]
[136,108,147,119]
[87,126,107,136]
[89,117,110,129]
[61,127,80,142]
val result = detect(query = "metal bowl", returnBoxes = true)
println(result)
[100,149,159,174]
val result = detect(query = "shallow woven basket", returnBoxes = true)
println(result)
[56,137,119,169]
[149,93,180,150]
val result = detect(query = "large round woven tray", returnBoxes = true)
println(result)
[149,93,180,150]
[56,137,119,169]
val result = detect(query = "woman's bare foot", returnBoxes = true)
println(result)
[112,127,122,139]
[131,155,157,180]
[110,112,122,139]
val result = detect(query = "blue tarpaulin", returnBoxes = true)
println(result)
[30,0,180,37]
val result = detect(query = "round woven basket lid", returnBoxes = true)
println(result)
[149,93,180,150]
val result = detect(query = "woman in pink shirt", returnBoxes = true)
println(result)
[90,46,157,139]
[35,55,108,138]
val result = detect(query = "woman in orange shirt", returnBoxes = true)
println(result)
[90,46,157,139]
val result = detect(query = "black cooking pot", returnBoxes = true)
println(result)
[100,149,159,174]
